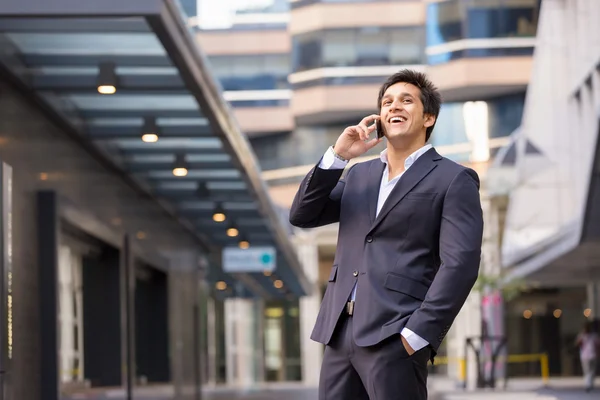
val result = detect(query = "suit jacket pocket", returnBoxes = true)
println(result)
[404,192,437,200]
[383,272,429,301]
[328,265,338,282]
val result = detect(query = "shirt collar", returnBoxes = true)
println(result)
[379,144,433,170]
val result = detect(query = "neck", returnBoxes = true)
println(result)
[385,137,427,174]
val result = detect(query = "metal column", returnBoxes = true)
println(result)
[120,234,135,400]
[0,162,12,400]
[37,190,59,400]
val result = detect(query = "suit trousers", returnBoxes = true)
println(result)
[319,313,430,400]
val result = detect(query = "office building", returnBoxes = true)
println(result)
[487,0,600,380]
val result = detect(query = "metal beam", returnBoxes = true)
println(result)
[23,54,173,67]
[0,17,151,32]
[80,109,203,119]
[178,209,258,218]
[0,0,164,17]
[91,132,215,140]
[119,148,226,156]
[143,175,241,182]
[155,193,254,203]
[32,74,185,91]
[87,124,213,137]
[124,161,233,172]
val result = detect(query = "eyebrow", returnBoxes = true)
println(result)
[382,92,415,100]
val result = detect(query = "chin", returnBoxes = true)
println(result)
[386,130,410,139]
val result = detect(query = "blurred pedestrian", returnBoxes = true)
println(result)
[576,321,599,392]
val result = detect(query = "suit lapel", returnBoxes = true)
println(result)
[366,161,386,225]
[369,148,441,233]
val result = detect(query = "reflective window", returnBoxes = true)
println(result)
[208,54,290,90]
[488,92,526,138]
[426,0,463,47]
[293,26,425,72]
[431,92,525,152]
[465,0,538,39]
[177,0,197,18]
[426,0,539,64]
[430,103,469,148]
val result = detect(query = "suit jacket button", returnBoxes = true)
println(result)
[353,271,358,277]
[366,236,373,243]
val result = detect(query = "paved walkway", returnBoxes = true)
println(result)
[63,377,597,400]
[434,377,598,400]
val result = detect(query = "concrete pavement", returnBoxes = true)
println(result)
[434,377,598,400]
[62,377,597,400]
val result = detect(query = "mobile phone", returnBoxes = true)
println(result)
[376,119,384,139]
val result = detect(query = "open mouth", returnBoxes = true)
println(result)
[389,116,407,124]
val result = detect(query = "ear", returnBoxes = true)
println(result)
[424,114,436,128]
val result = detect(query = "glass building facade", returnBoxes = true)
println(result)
[430,92,526,162]
[178,0,197,18]
[426,0,540,64]
[208,54,291,91]
[293,26,425,72]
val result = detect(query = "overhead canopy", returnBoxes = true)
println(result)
[0,0,310,298]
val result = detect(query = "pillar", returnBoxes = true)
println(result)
[224,296,259,388]
[37,191,59,400]
[586,282,600,324]
[295,231,322,386]
[165,251,202,400]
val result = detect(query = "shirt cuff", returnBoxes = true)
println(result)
[318,146,349,170]
[401,328,429,352]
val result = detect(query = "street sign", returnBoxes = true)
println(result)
[222,246,276,273]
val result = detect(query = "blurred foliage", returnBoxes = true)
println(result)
[473,272,527,302]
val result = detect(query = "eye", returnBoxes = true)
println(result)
[403,99,412,104]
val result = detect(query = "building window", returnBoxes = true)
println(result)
[293,26,425,72]
[430,92,526,162]
[465,0,538,39]
[208,54,291,90]
[426,0,539,64]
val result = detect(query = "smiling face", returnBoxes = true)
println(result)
[379,82,435,145]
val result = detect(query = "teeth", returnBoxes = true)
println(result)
[391,117,405,122]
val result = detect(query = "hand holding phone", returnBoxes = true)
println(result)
[333,114,383,160]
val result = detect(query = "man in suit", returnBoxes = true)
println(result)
[289,69,484,399]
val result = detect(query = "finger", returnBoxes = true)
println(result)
[357,123,369,140]
[365,137,383,150]
[360,114,380,127]
[348,126,367,141]
[353,125,368,141]
[344,126,360,139]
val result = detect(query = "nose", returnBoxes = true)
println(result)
[389,98,403,111]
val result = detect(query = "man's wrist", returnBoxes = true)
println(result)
[331,146,349,162]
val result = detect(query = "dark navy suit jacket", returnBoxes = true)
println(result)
[289,147,483,354]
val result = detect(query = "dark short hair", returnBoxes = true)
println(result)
[377,69,442,142]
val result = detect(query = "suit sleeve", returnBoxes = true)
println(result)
[289,152,352,229]
[405,168,483,351]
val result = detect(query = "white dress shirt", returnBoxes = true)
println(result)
[318,143,433,352]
